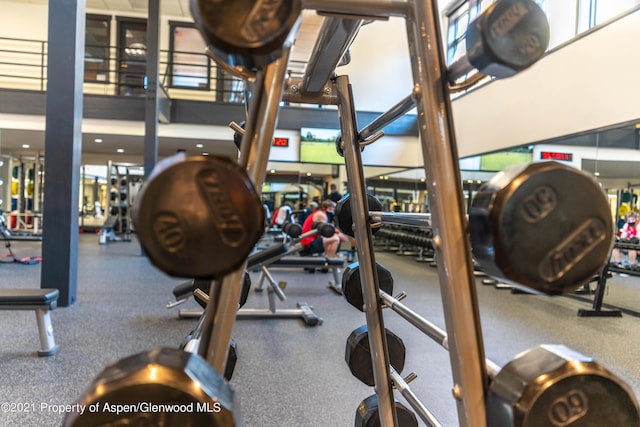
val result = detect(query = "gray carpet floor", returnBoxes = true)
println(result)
[0,234,638,426]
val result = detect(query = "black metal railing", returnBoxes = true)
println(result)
[0,36,254,103]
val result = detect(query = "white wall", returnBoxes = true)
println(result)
[340,17,414,113]
[0,2,48,39]
[335,3,640,163]
[451,7,640,158]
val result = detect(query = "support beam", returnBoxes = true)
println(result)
[144,0,161,180]
[40,0,86,307]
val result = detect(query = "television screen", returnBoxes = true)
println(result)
[479,150,533,171]
[299,128,345,165]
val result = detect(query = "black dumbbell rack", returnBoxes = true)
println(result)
[608,239,640,276]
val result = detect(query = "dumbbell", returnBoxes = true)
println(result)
[180,327,239,382]
[133,152,264,279]
[231,120,245,151]
[225,339,238,381]
[373,289,640,426]
[342,262,394,312]
[63,348,237,426]
[190,0,301,70]
[312,221,336,237]
[449,0,550,81]
[282,222,302,238]
[469,161,613,294]
[355,394,417,427]
[345,324,405,387]
[487,345,640,427]
[335,193,384,238]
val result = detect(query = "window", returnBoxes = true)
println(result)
[446,2,470,66]
[446,0,496,66]
[169,23,210,89]
[84,14,110,83]
[577,0,637,34]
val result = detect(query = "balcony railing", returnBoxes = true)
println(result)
[0,36,250,103]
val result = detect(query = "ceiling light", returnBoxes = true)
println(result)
[117,148,124,153]
[202,152,209,156]
[270,169,276,173]
[196,143,204,148]
[306,172,311,176]
[94,138,103,143]
[594,172,600,176]
[22,144,30,148]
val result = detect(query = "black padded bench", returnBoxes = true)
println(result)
[270,256,345,268]
[0,288,60,356]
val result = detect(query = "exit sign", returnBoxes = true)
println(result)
[273,137,289,147]
[541,151,573,162]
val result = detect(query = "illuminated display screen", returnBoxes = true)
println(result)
[541,151,573,162]
[299,128,345,165]
[273,137,289,147]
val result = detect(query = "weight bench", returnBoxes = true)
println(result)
[170,229,341,326]
[259,256,345,294]
[0,288,60,356]
[98,215,131,244]
[98,215,120,244]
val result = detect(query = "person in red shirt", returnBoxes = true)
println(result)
[300,200,346,258]
[612,211,640,267]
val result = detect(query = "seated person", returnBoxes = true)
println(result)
[271,202,293,228]
[300,200,347,258]
[296,201,318,226]
[612,211,640,267]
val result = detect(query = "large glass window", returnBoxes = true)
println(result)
[577,0,639,34]
[446,2,470,66]
[84,14,110,83]
[446,0,495,66]
[169,23,210,89]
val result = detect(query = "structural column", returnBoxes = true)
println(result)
[144,0,161,179]
[40,0,86,306]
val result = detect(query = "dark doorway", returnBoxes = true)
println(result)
[117,18,147,96]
